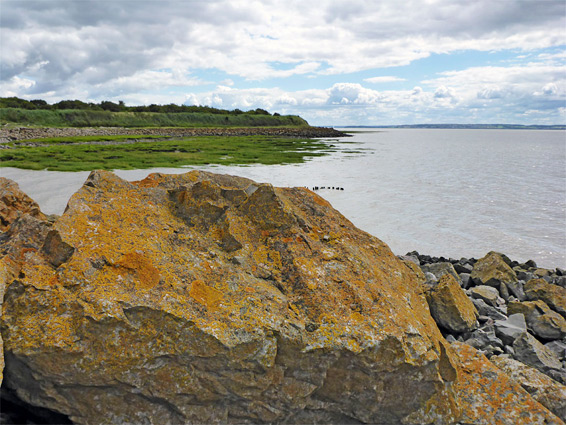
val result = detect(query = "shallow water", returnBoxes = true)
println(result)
[1,128,565,268]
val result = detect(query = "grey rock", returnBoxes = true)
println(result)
[556,267,565,277]
[494,313,527,346]
[454,262,473,274]
[504,280,526,301]
[498,281,510,301]
[505,345,515,356]
[545,341,566,361]
[424,272,437,284]
[445,334,457,343]
[471,298,507,321]
[420,262,459,281]
[464,329,504,351]
[397,254,419,265]
[513,333,565,384]
[552,275,566,289]
[470,285,502,307]
[517,270,535,282]
[460,273,472,289]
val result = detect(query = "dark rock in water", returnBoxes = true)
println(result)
[494,313,527,346]
[513,333,565,384]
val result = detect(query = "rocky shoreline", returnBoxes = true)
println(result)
[1,172,565,424]
[0,126,348,144]
[398,250,566,418]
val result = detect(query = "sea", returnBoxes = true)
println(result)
[1,128,565,268]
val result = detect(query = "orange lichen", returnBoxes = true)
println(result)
[189,279,223,309]
[116,252,160,290]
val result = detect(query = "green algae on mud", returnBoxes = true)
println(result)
[0,135,338,171]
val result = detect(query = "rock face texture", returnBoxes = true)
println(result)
[0,171,563,425]
[491,355,566,421]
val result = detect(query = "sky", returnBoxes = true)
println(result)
[1,0,565,126]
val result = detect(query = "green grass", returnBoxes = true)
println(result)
[0,136,337,172]
[0,108,309,128]
[6,134,165,146]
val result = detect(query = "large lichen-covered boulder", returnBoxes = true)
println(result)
[0,171,562,425]
[0,170,462,425]
[491,355,566,421]
[471,251,518,287]
[425,274,479,333]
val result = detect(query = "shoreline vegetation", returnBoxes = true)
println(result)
[0,97,350,172]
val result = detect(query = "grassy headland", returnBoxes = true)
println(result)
[0,97,350,171]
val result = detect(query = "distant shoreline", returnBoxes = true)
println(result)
[337,124,566,130]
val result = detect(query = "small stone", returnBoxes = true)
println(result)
[494,313,527,346]
[471,298,507,321]
[445,334,457,343]
[470,285,501,307]
[545,341,566,361]
[454,262,473,274]
[420,262,459,281]
[503,280,526,301]
[460,273,472,289]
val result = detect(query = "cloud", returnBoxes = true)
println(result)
[364,76,406,84]
[1,0,564,125]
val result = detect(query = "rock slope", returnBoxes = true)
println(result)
[0,172,563,424]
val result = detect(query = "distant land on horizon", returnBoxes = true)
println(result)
[337,124,566,130]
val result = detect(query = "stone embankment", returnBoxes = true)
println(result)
[400,250,566,419]
[0,126,347,144]
[0,173,564,424]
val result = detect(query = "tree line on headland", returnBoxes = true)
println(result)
[0,96,276,116]
[0,97,308,128]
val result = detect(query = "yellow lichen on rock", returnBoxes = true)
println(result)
[0,171,560,425]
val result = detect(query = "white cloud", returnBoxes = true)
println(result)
[364,76,406,84]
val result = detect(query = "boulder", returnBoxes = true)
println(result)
[470,285,502,307]
[513,333,565,384]
[425,274,479,333]
[503,279,526,301]
[525,278,566,318]
[508,300,566,341]
[471,251,518,287]
[1,171,466,425]
[491,355,566,421]
[0,171,561,425]
[451,342,562,424]
[494,313,527,346]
